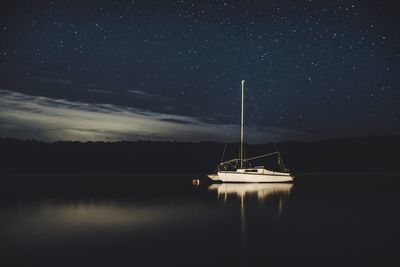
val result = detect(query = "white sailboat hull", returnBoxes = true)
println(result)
[208,170,293,183]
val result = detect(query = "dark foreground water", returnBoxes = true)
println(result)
[0,173,399,267]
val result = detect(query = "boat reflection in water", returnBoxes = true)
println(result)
[208,183,293,221]
[208,183,293,210]
[208,183,293,255]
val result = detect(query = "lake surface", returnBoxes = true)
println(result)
[0,173,399,267]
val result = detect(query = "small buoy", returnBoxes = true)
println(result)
[192,178,200,186]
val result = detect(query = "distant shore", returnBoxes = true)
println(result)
[1,135,399,173]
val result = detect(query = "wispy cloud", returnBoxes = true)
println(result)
[0,89,307,142]
[30,76,114,93]
[127,89,168,101]
[29,75,168,101]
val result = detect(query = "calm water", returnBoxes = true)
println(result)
[0,173,399,267]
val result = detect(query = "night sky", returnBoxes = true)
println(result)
[0,0,399,142]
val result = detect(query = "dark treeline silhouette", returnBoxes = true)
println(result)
[0,135,399,174]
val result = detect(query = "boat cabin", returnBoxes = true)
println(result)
[237,167,265,174]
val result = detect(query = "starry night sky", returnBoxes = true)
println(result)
[0,0,399,142]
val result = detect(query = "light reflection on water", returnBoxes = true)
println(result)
[208,183,293,205]
[1,174,399,267]
[208,182,293,219]
[1,201,217,243]
[2,182,293,245]
[208,183,293,220]
[1,180,295,266]
[208,183,293,255]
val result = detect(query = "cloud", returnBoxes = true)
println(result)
[87,88,114,94]
[30,76,115,93]
[0,89,307,142]
[27,74,168,101]
[127,89,168,101]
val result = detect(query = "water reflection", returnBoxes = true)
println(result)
[1,201,216,243]
[208,183,293,221]
[208,183,293,256]
[1,174,399,267]
[208,183,293,206]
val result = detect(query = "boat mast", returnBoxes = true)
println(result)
[240,80,245,169]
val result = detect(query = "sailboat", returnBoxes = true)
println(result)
[208,80,294,183]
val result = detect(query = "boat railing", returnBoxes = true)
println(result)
[219,152,280,166]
